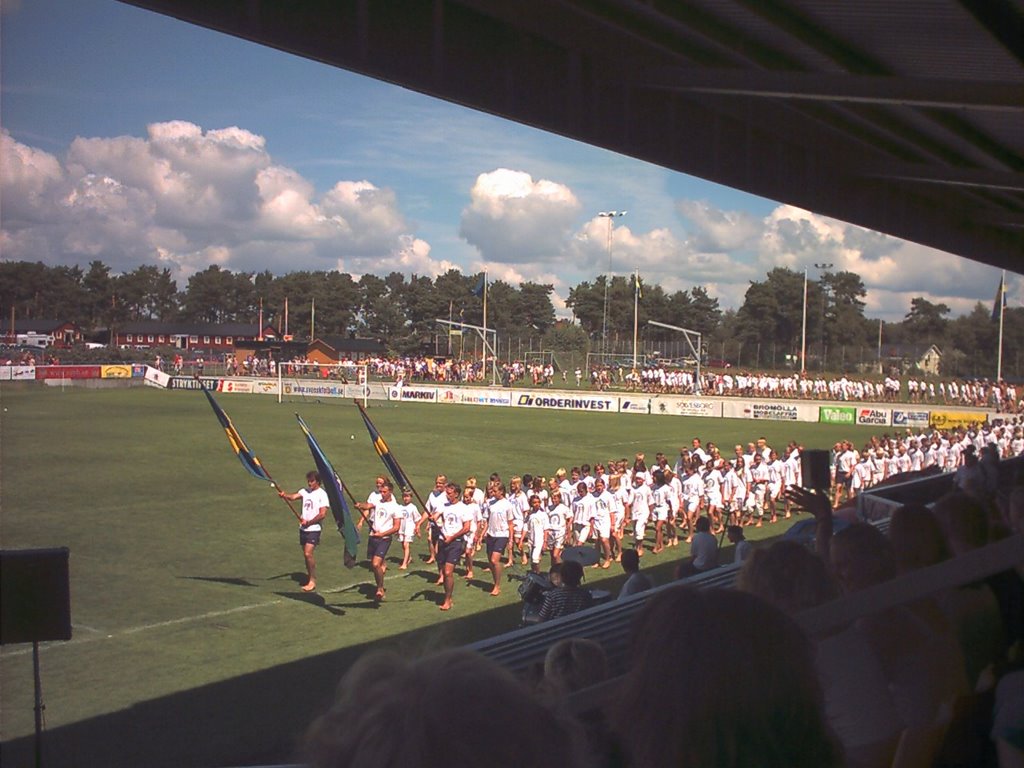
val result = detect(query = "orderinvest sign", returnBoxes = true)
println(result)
[515,393,617,411]
[819,406,856,425]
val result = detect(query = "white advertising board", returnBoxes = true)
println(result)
[856,407,891,427]
[513,391,619,412]
[722,400,819,422]
[437,386,512,406]
[388,385,438,403]
[651,396,722,418]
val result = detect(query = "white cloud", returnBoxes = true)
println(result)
[0,122,455,282]
[459,168,581,263]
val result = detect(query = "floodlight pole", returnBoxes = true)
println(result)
[598,211,626,357]
[436,319,499,385]
[648,320,702,394]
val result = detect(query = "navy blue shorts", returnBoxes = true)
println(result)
[439,538,465,565]
[300,529,321,547]
[367,535,392,560]
[486,535,509,556]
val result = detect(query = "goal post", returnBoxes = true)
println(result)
[276,360,370,407]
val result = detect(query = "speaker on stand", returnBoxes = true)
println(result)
[1,548,72,768]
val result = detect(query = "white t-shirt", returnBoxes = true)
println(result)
[439,501,474,539]
[370,498,403,536]
[299,487,329,531]
[485,497,513,538]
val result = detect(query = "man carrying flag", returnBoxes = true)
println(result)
[278,471,329,592]
[354,478,403,601]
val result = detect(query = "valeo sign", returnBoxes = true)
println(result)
[819,406,856,425]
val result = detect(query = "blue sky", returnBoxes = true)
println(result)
[1,0,1014,320]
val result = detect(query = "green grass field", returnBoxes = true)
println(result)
[0,385,881,766]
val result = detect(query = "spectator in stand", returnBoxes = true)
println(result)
[537,560,593,621]
[727,524,751,563]
[304,648,588,768]
[617,548,653,599]
[738,535,904,768]
[614,586,841,768]
[676,515,718,578]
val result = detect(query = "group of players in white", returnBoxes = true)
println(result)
[346,418,1023,609]
[631,368,1019,411]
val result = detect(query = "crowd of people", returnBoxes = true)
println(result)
[284,418,1024,616]
[300,445,1024,768]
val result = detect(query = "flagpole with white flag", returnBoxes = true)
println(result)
[310,297,315,341]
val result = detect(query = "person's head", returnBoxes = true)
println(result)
[465,476,477,490]
[510,475,522,491]
[580,463,591,476]
[726,525,744,544]
[550,489,562,506]
[632,473,645,488]
[528,494,542,511]
[543,638,608,695]
[695,516,711,533]
[560,560,584,588]
[548,562,564,588]
[434,474,447,491]
[888,504,948,572]
[614,587,840,768]
[621,548,640,574]
[738,540,838,614]
[576,481,588,496]
[933,491,990,555]
[305,471,321,488]
[444,482,461,502]
[379,479,394,501]
[401,488,413,504]
[304,648,586,768]
[594,478,605,494]
[830,523,896,593]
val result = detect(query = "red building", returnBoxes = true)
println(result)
[112,321,277,351]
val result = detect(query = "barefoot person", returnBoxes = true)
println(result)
[278,471,329,592]
[355,479,403,600]
[437,482,473,611]
[483,482,513,595]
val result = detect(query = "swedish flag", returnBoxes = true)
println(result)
[201,386,272,482]
[296,415,360,566]
[357,401,413,492]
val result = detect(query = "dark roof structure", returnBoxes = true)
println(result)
[117,321,269,336]
[121,0,1023,272]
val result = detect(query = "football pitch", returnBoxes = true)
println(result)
[0,385,880,766]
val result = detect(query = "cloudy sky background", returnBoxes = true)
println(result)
[1,0,1017,321]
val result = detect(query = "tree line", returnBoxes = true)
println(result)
[0,260,1018,377]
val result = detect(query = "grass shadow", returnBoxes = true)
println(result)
[180,576,260,588]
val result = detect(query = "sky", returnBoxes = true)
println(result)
[1,0,1017,321]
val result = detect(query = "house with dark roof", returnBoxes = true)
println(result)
[112,321,277,351]
[880,343,943,375]
[2,319,83,348]
[307,335,387,363]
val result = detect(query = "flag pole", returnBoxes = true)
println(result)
[997,269,1005,381]
[199,383,301,520]
[632,268,640,373]
[354,399,428,510]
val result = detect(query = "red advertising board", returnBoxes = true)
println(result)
[34,365,101,380]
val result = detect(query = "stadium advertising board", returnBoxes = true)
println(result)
[0,366,36,381]
[514,391,618,412]
[723,400,814,421]
[438,387,512,406]
[819,406,856,425]
[35,365,100,380]
[892,410,930,428]
[856,407,891,427]
[144,367,170,388]
[930,410,987,429]
[220,380,253,394]
[100,364,133,379]
[282,380,346,399]
[619,397,651,414]
[652,396,721,418]
[169,376,222,391]
[253,380,280,395]
[388,385,438,402]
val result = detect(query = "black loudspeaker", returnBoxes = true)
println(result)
[0,548,72,644]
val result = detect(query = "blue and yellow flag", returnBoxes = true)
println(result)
[296,414,359,567]
[201,386,272,482]
[357,401,413,493]
[992,274,1007,321]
